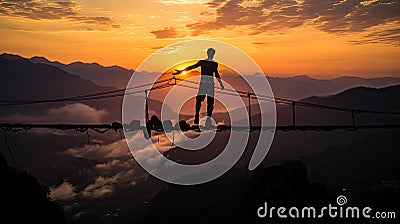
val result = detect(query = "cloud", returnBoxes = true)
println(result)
[81,170,136,198]
[200,11,215,16]
[64,143,142,199]
[94,159,132,171]
[46,103,107,123]
[313,0,400,33]
[67,130,221,199]
[50,179,78,201]
[151,27,182,39]
[152,44,184,55]
[207,0,226,8]
[187,0,400,45]
[1,103,107,123]
[69,131,173,171]
[158,0,210,5]
[64,131,184,199]
[133,145,167,169]
[0,0,118,29]
[94,158,144,177]
[252,42,272,45]
[81,176,114,198]
[66,139,130,160]
[349,21,400,46]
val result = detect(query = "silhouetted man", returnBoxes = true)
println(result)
[178,48,224,125]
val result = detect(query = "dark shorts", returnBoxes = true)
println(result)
[197,83,214,98]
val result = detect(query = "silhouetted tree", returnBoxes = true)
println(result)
[0,153,70,224]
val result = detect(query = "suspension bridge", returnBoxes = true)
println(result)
[1,75,400,135]
[1,75,400,169]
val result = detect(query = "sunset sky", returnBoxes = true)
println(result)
[1,0,399,78]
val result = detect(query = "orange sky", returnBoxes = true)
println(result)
[0,0,399,78]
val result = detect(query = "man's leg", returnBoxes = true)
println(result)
[206,95,214,117]
[206,84,215,126]
[195,95,205,124]
[205,95,214,126]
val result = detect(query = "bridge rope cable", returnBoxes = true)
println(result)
[0,78,172,106]
[174,77,292,104]
[173,78,292,105]
[173,78,400,114]
[174,78,400,114]
[175,82,285,105]
[1,75,400,116]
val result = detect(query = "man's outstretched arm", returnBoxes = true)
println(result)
[184,62,200,71]
[175,62,200,74]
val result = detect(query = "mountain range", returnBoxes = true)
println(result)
[2,53,400,100]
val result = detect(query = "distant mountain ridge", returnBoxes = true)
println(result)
[1,53,134,89]
[0,56,113,100]
[265,74,400,100]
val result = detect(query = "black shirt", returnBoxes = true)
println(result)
[186,60,221,80]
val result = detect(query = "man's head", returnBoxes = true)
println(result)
[207,48,216,60]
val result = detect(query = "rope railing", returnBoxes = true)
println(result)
[1,75,400,131]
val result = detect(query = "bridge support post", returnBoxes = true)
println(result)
[247,93,252,130]
[292,101,296,129]
[143,89,151,139]
[145,90,149,124]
